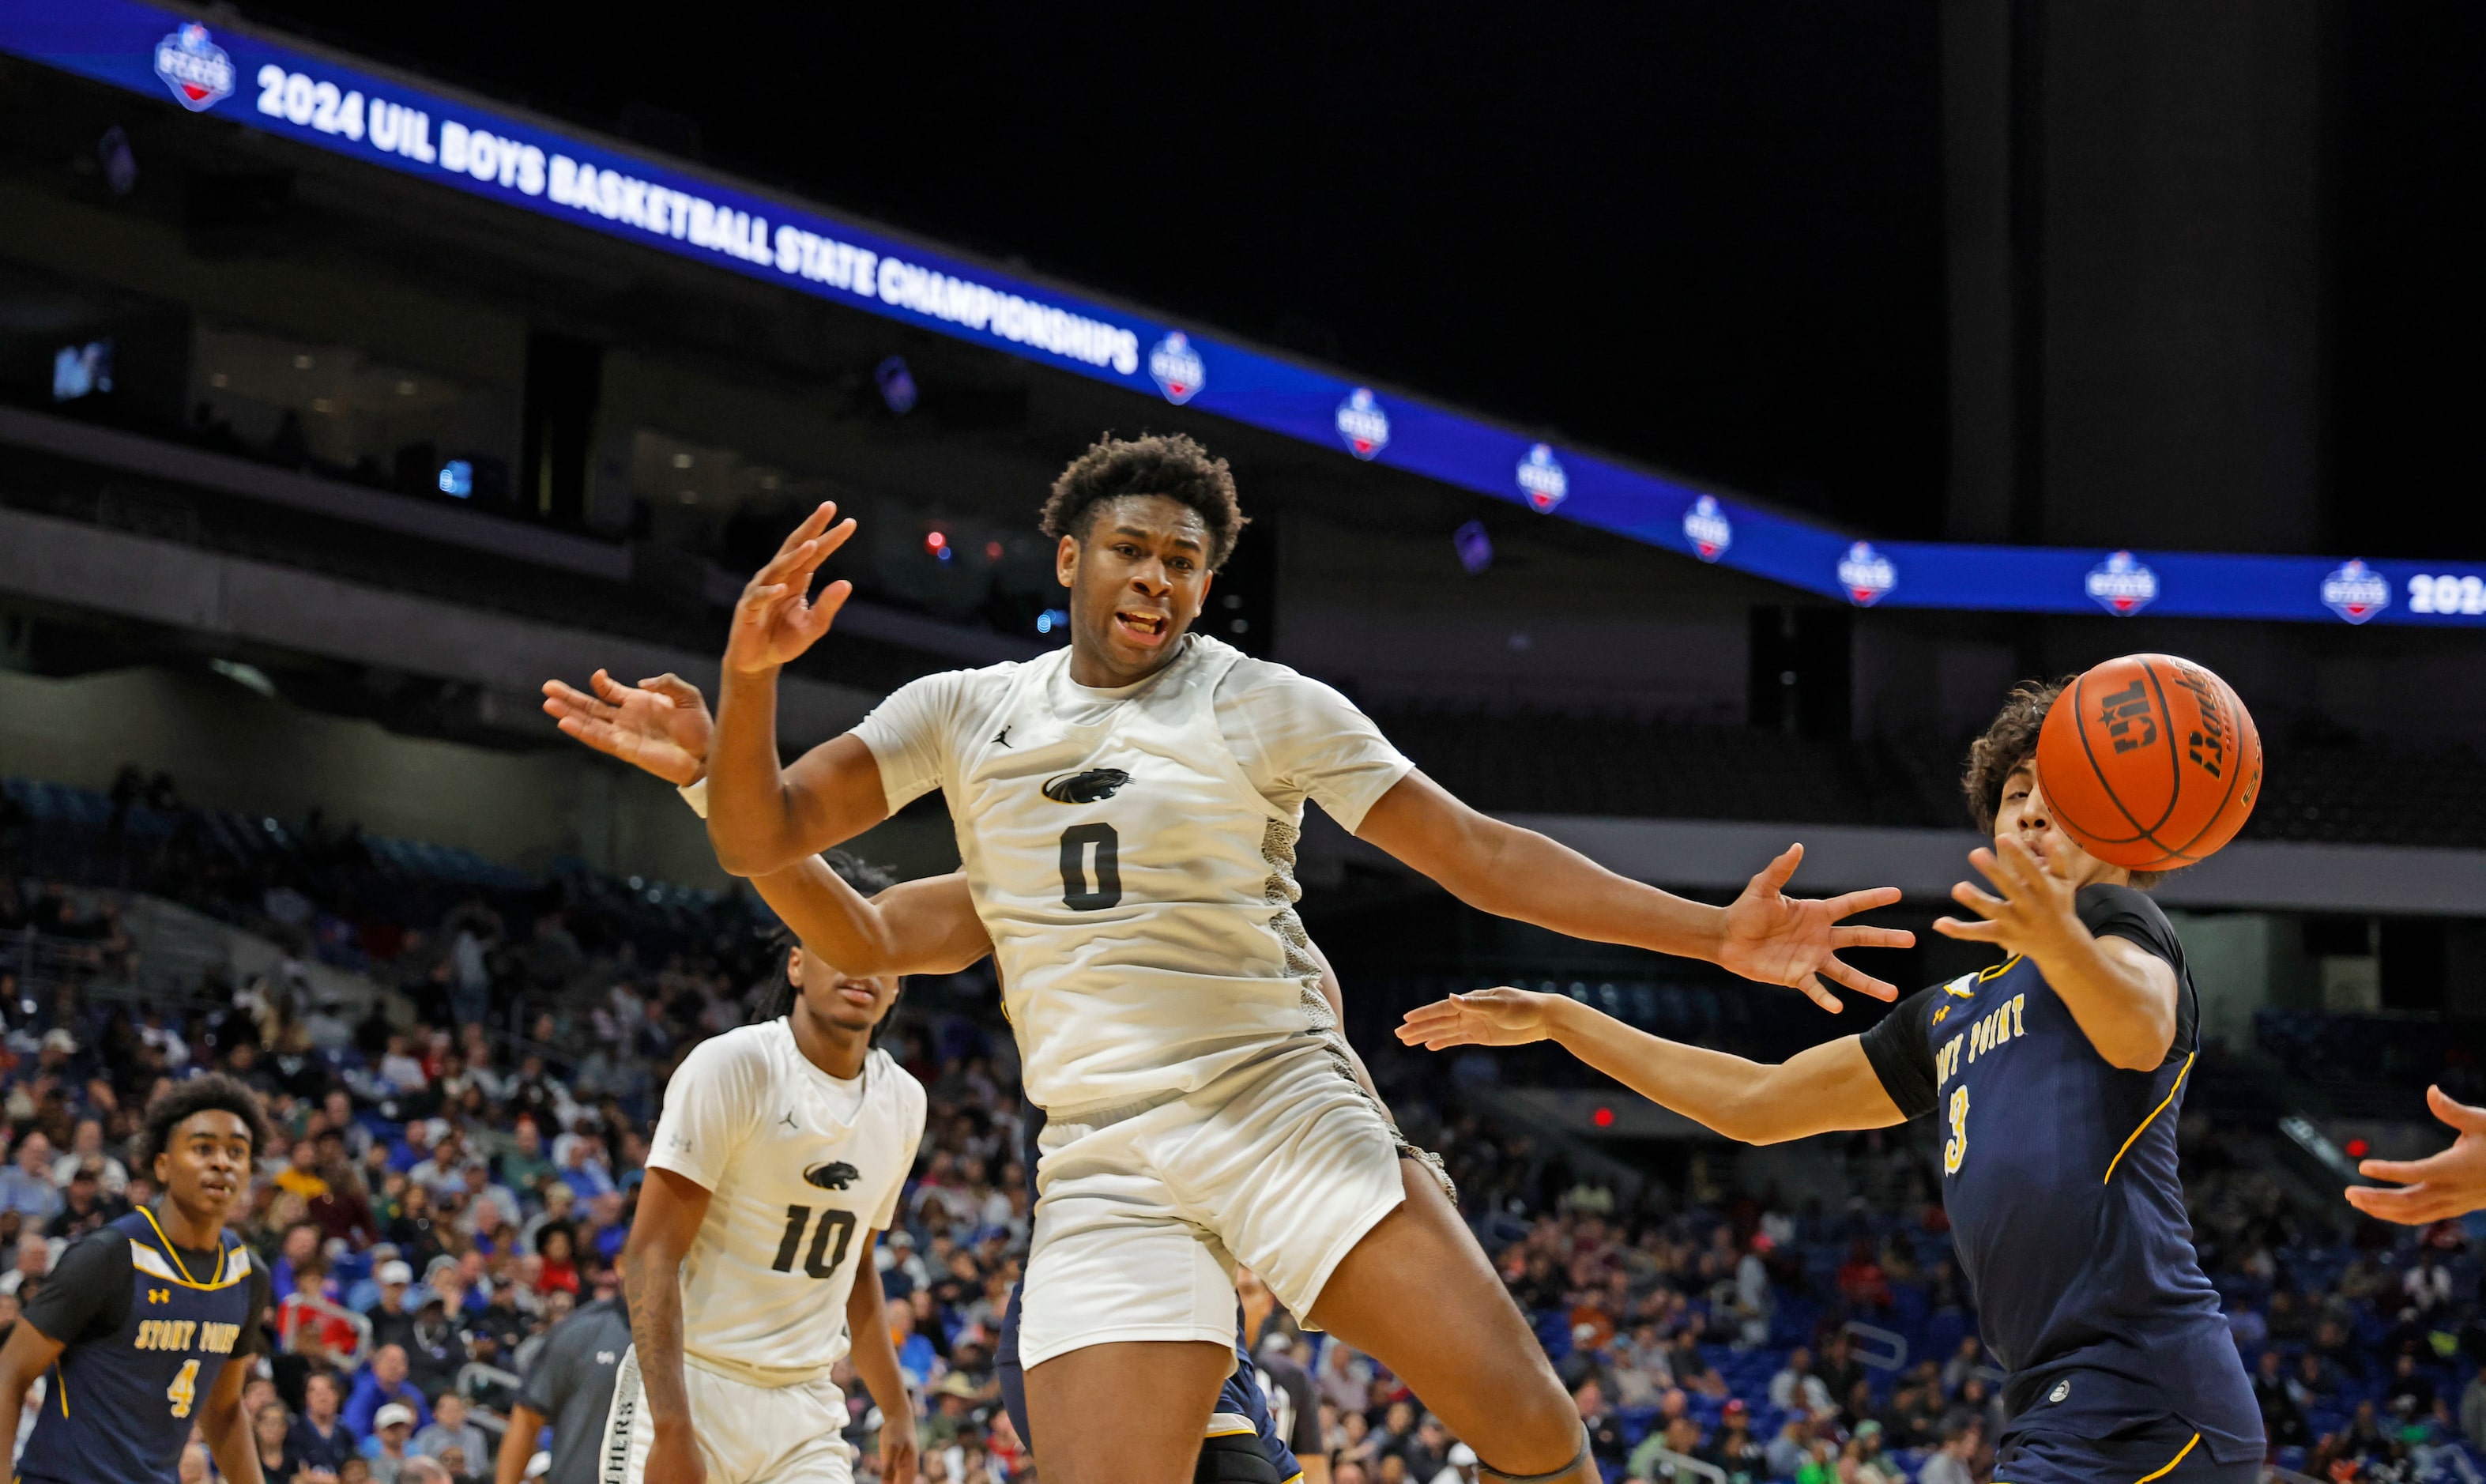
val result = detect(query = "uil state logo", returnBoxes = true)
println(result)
[1147,332,1204,405]
[1682,495,1732,563]
[154,24,235,112]
[1335,388,1390,460]
[1516,444,1567,512]
[2320,559,2389,624]
[2085,550,2159,616]
[1837,542,1896,607]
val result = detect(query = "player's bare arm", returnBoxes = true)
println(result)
[2345,1085,2486,1224]
[541,665,990,977]
[1396,986,1904,1144]
[620,1168,714,1484]
[842,1237,920,1484]
[707,505,895,876]
[200,1354,267,1484]
[1934,769,2178,1071]
[1356,770,1916,1008]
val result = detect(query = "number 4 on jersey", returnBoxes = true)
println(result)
[770,1204,857,1279]
[167,1358,200,1419]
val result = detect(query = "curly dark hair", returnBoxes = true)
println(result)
[1962,676,2164,887]
[136,1072,271,1173]
[755,850,901,1026]
[1039,432,1247,570]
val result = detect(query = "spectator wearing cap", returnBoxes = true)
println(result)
[1844,1421,1901,1484]
[56,1157,123,1237]
[1703,1399,1766,1484]
[289,1371,360,1477]
[1400,1412,1452,1483]
[402,1283,466,1397]
[0,1131,62,1224]
[363,1400,420,1482]
[343,1343,431,1437]
[367,1260,420,1354]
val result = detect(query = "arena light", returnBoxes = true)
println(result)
[8,1,2482,627]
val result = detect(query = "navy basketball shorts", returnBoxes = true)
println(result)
[1997,1422,2259,1484]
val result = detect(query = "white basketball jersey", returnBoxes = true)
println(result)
[940,637,1326,1113]
[645,1026,925,1381]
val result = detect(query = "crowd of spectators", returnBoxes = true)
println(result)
[9,778,2486,1484]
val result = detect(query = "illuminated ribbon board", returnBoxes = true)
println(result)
[6,1,2484,628]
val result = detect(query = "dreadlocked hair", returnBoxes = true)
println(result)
[753,850,902,1024]
[136,1072,271,1173]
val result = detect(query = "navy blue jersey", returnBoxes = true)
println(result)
[1860,885,2260,1463]
[1003,1100,1308,1482]
[18,1208,269,1484]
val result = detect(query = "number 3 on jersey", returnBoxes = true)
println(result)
[1943,1085,1970,1175]
[1059,823,1121,910]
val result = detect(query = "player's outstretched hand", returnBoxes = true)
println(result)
[1397,986,1561,1050]
[541,670,713,786]
[2345,1084,2486,1226]
[724,501,857,676]
[1716,844,1912,1012]
[1932,834,2085,961]
[877,1410,921,1484]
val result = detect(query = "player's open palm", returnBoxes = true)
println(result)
[2346,1085,2486,1226]
[541,670,714,785]
[725,501,858,676]
[1396,986,1558,1050]
[1718,844,1911,1011]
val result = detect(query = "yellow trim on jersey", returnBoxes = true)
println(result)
[1941,974,1979,999]
[131,1209,248,1290]
[2103,1053,2196,1185]
[1976,954,2023,983]
[1204,1426,1258,1438]
[2134,1433,2201,1483]
[1282,1474,1304,1484]
[51,1360,66,1416]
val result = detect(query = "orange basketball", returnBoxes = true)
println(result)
[2033,653,2263,872]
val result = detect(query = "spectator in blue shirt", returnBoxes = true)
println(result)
[341,1343,432,1437]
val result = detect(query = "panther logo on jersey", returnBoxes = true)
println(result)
[1042,768,1132,804]
[804,1161,861,1191]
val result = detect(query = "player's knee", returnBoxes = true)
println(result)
[1463,1370,1586,1474]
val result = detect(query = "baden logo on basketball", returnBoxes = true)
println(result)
[2036,653,2262,872]
[1042,768,1132,804]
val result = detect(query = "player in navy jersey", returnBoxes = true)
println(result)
[0,1075,277,1484]
[1399,679,2264,1484]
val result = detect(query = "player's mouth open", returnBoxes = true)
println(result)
[836,981,876,1006]
[1113,609,1168,642]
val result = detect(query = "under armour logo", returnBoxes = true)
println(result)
[596,1350,616,1365]
[993,725,1014,748]
[780,1111,799,1129]
[148,1288,170,1305]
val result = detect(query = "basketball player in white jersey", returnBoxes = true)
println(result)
[698,433,1915,1484]
[606,881,928,1484]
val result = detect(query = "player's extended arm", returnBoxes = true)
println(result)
[1396,986,1905,1145]
[0,1316,65,1465]
[842,1238,920,1484]
[708,506,896,876]
[495,1402,548,1484]
[1356,770,1915,1008]
[2345,1086,2486,1225]
[620,1168,717,1484]
[1933,837,2177,1071]
[201,1355,268,1484]
[753,868,991,979]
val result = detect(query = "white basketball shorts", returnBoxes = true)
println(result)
[600,1347,854,1484]
[1015,1035,1434,1369]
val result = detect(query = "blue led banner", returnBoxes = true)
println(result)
[5,1,2483,629]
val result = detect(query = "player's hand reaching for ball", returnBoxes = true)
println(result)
[1932,834,2085,960]
[1396,986,1561,1050]
[724,501,857,676]
[541,670,713,786]
[2345,1085,2486,1226]
[1716,845,1913,1011]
